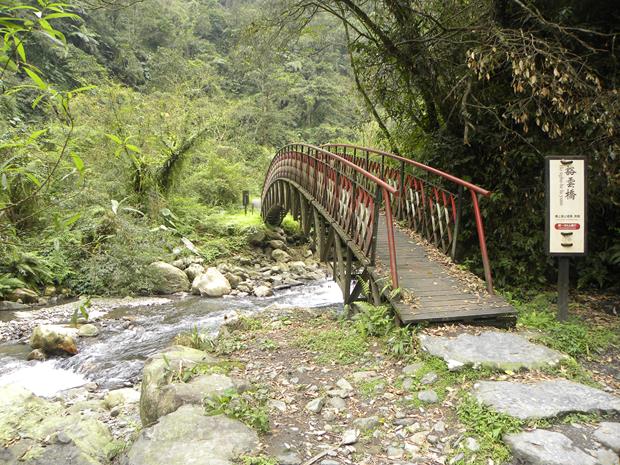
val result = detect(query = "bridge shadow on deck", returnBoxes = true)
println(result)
[376,216,516,324]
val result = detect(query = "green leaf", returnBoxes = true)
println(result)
[43,12,80,20]
[14,38,25,62]
[70,153,84,173]
[24,172,41,186]
[125,144,141,153]
[105,133,122,145]
[1,173,7,190]
[24,67,46,89]
[64,212,81,227]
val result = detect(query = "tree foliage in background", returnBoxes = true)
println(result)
[273,0,619,290]
[0,0,366,296]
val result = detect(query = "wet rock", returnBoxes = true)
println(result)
[473,380,620,420]
[191,268,231,297]
[148,262,190,294]
[104,388,140,409]
[6,287,39,304]
[306,397,325,414]
[420,331,566,371]
[139,345,218,426]
[254,285,273,297]
[30,324,78,355]
[0,300,29,311]
[418,389,439,403]
[78,323,99,337]
[0,385,119,465]
[224,273,242,289]
[27,349,46,361]
[124,405,258,465]
[505,429,601,465]
[185,263,205,281]
[594,422,620,453]
[271,249,291,263]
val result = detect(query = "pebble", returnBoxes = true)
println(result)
[402,363,423,376]
[336,378,354,391]
[328,397,347,410]
[341,429,359,445]
[420,372,438,385]
[386,446,404,459]
[465,437,479,452]
[353,416,380,431]
[418,389,439,403]
[306,397,326,414]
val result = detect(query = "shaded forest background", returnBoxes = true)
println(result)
[1,0,618,299]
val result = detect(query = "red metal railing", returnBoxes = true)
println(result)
[262,144,400,287]
[323,144,494,294]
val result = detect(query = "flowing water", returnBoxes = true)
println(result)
[0,280,342,397]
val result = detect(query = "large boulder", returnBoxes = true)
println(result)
[248,230,266,246]
[191,268,231,297]
[124,406,258,465]
[30,325,78,355]
[139,346,243,426]
[0,385,119,465]
[147,262,190,294]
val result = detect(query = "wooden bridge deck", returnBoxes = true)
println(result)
[375,216,516,324]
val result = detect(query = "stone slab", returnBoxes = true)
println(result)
[594,422,620,454]
[505,429,606,465]
[420,331,566,371]
[473,380,620,420]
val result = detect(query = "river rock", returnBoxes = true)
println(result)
[6,287,39,304]
[104,388,141,409]
[30,324,78,355]
[148,262,190,294]
[420,331,566,371]
[254,285,273,297]
[27,349,47,361]
[473,380,620,420]
[191,268,231,297]
[594,422,620,453]
[268,239,286,250]
[124,405,258,465]
[288,261,307,274]
[0,300,29,311]
[0,385,119,465]
[271,249,291,263]
[224,272,242,288]
[140,345,222,426]
[248,230,267,246]
[505,429,604,465]
[184,263,205,281]
[78,323,99,337]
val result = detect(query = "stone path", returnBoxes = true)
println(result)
[473,379,620,420]
[420,331,566,371]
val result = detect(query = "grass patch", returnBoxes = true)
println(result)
[205,387,270,433]
[358,378,386,398]
[455,394,523,464]
[513,293,619,359]
[237,456,278,465]
[164,359,243,384]
[295,325,369,364]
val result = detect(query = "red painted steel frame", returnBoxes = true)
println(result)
[323,143,494,294]
[262,144,400,288]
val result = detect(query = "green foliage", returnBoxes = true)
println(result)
[70,296,91,327]
[514,293,619,358]
[0,249,54,287]
[204,388,270,433]
[238,456,278,465]
[0,274,25,298]
[173,325,214,352]
[455,395,522,464]
[295,324,369,365]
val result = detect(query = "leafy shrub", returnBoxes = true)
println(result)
[204,388,270,433]
[0,274,25,299]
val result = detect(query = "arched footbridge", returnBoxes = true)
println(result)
[261,143,516,324]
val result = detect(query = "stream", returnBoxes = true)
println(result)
[0,280,342,397]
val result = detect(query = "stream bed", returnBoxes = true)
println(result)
[0,280,342,397]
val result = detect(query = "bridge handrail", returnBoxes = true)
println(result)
[262,143,400,288]
[322,143,494,294]
[323,143,490,196]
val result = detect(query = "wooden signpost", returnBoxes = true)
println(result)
[545,157,587,321]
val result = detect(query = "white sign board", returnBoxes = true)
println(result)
[545,157,587,256]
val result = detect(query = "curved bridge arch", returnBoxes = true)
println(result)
[261,144,399,306]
